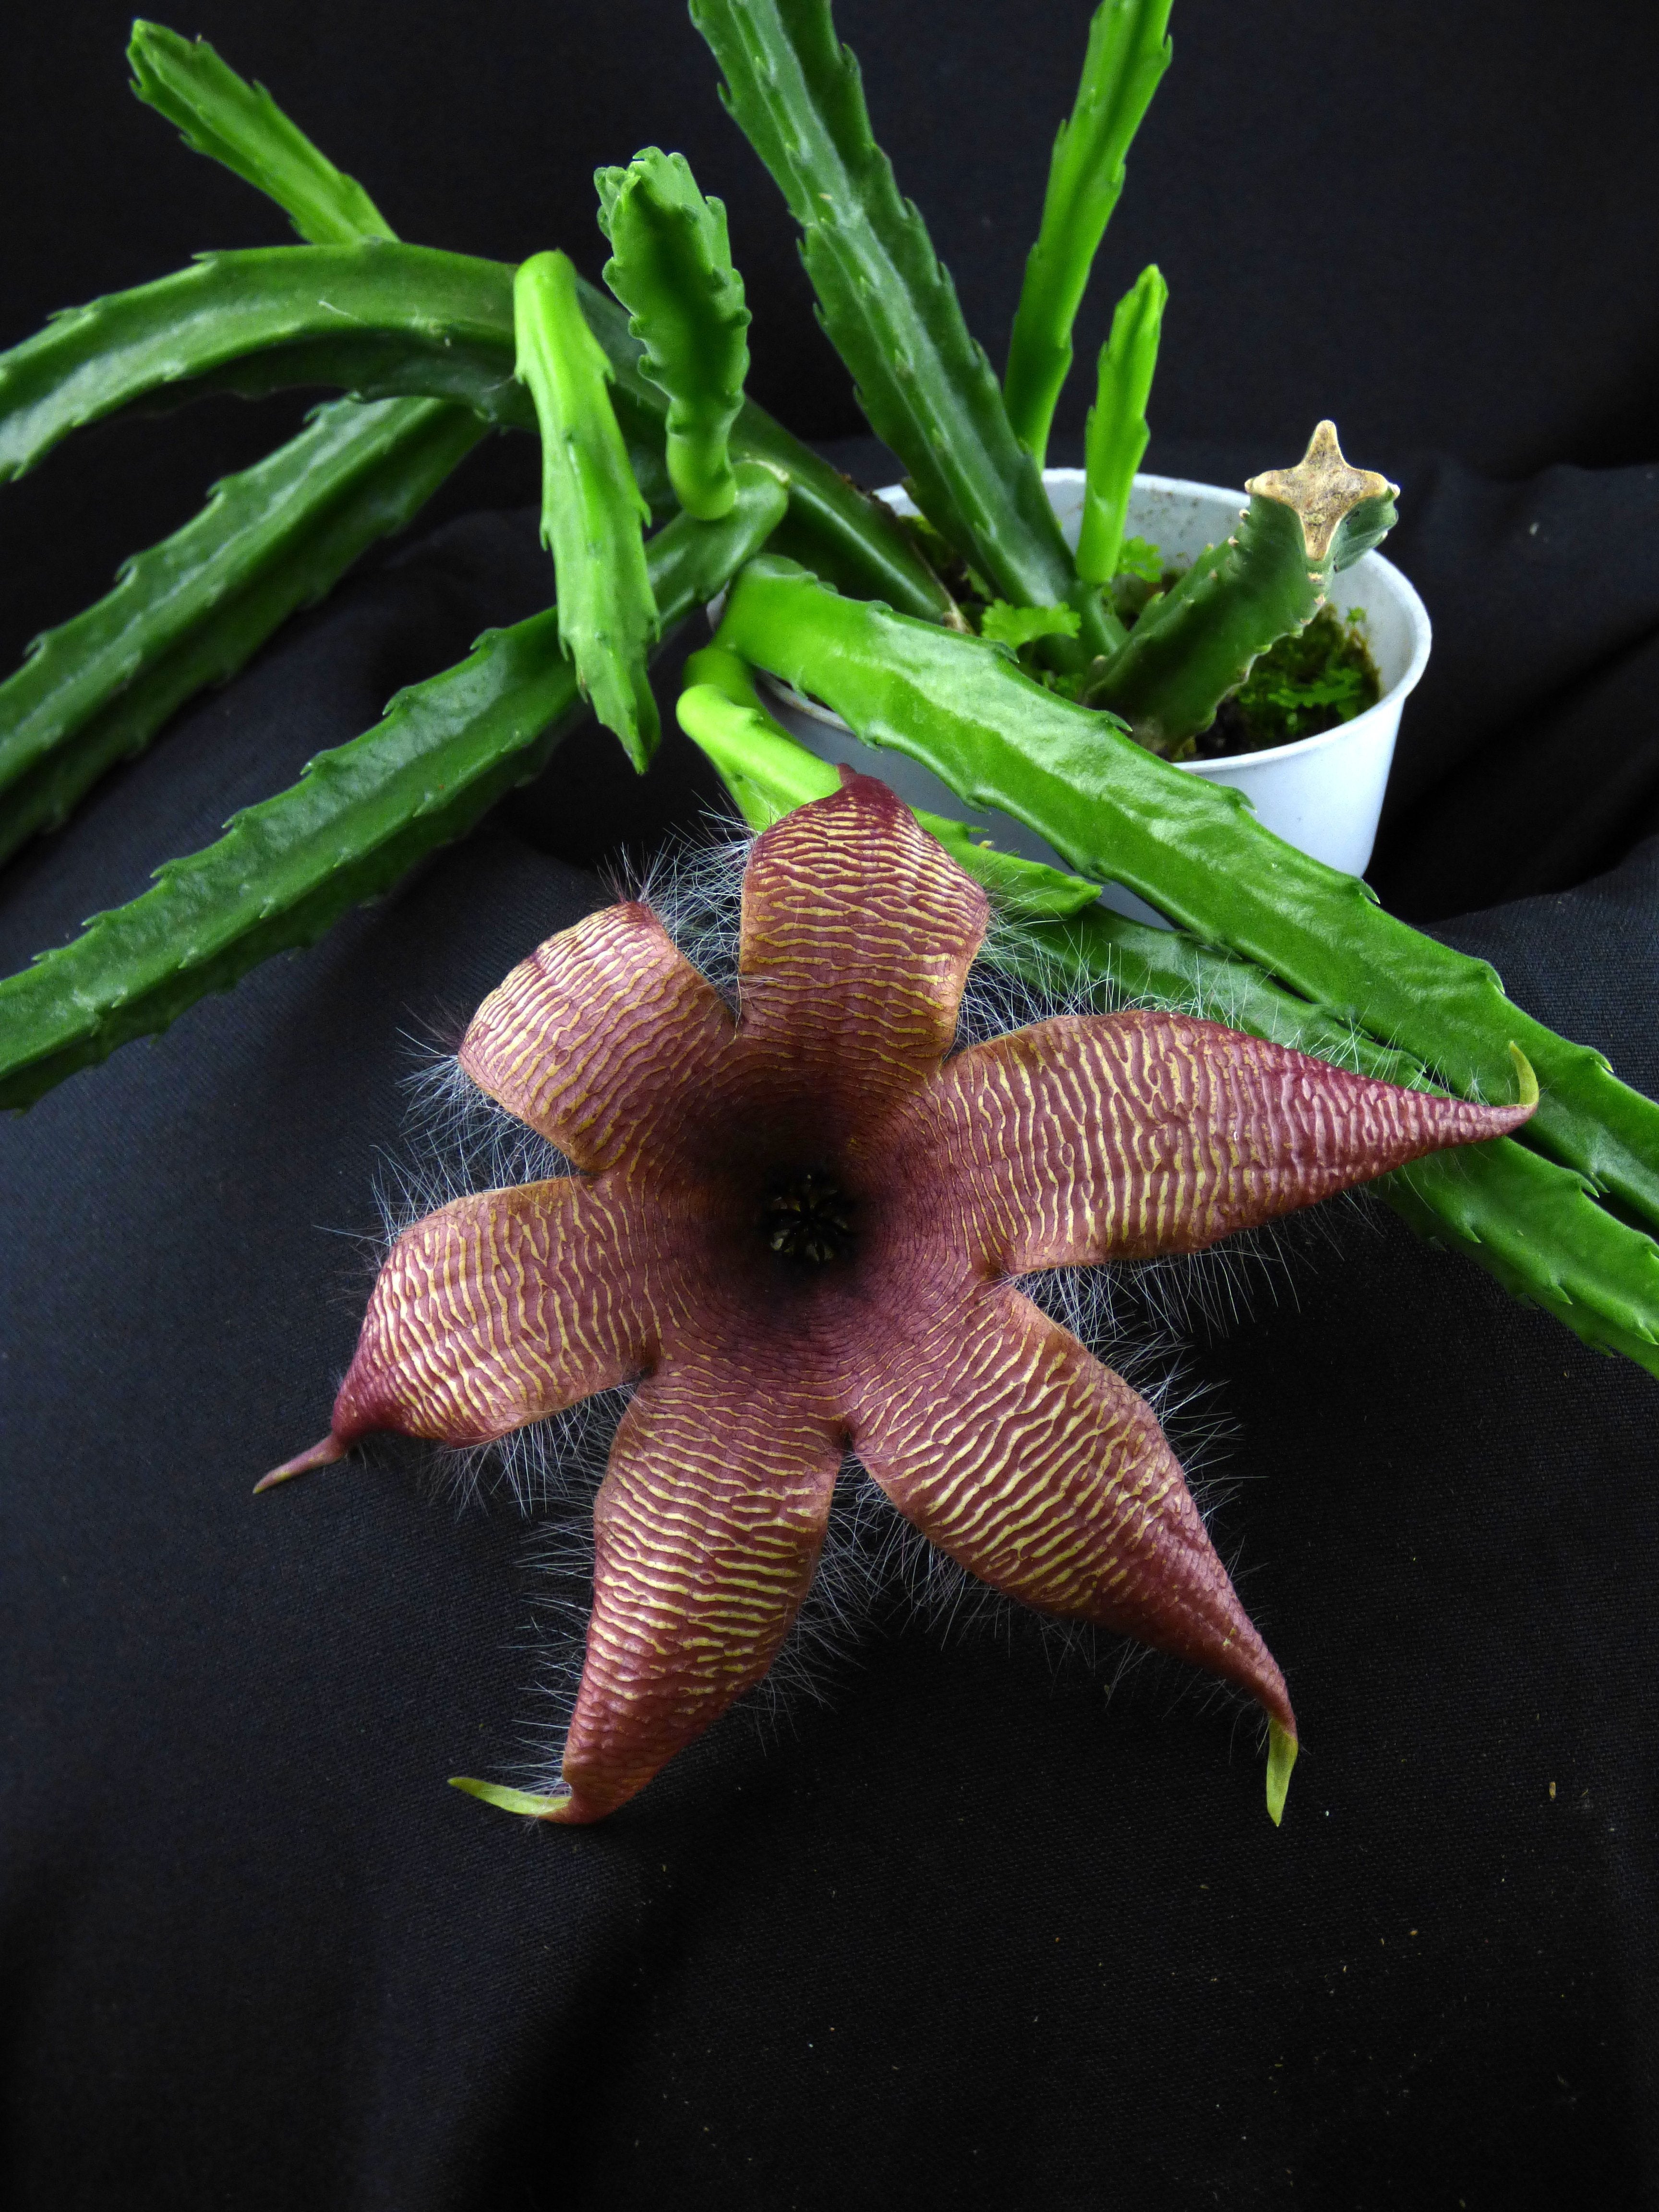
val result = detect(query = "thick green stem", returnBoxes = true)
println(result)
[678,668,1659,1380]
[721,401,949,619]
[0,244,541,478]
[0,244,944,618]
[128,20,395,247]
[1088,421,1398,756]
[515,250,660,769]
[689,0,1118,663]
[0,471,786,1111]
[1076,263,1166,588]
[678,645,1105,920]
[0,396,482,862]
[1003,0,1174,471]
[0,27,480,860]
[597,147,751,521]
[711,554,1659,1241]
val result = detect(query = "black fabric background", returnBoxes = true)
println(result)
[5,3,1659,2206]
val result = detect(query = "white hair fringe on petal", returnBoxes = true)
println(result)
[355,818,1382,1791]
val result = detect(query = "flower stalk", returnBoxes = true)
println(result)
[1086,421,1398,754]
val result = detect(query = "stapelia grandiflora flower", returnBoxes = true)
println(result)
[263,772,1536,1825]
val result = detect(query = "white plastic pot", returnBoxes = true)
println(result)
[754,468,1431,929]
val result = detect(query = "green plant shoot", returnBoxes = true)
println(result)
[689,0,1122,665]
[979,602,1082,648]
[677,642,1105,919]
[128,20,396,247]
[0,26,484,865]
[1003,0,1174,469]
[0,396,481,864]
[1076,263,1167,587]
[0,471,785,1110]
[1089,421,1397,753]
[597,147,751,520]
[513,249,660,769]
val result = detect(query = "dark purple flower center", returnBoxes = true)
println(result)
[762,1166,857,1266]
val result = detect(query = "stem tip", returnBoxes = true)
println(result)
[1266,1718,1299,1827]
[253,1433,347,1493]
[449,1776,575,1821]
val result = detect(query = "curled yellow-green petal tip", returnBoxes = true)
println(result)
[1508,1042,1540,1112]
[448,1776,573,1820]
[1265,1720,1298,1827]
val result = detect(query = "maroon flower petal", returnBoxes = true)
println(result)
[735,770,988,1126]
[933,1010,1537,1269]
[327,1178,660,1450]
[847,1282,1296,1736]
[460,902,735,1171]
[543,1348,844,1824]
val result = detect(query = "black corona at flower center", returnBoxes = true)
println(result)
[762,1166,856,1265]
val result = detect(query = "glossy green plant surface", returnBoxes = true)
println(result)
[0,243,950,620]
[681,667,1659,1377]
[0,27,486,864]
[1089,431,1398,755]
[1076,262,1166,589]
[0,244,537,479]
[0,396,482,863]
[689,0,1122,665]
[712,555,1659,1243]
[0,470,785,1109]
[597,148,751,521]
[1003,0,1174,471]
[677,643,1106,919]
[515,250,660,768]
[128,21,396,246]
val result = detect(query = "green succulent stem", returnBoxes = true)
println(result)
[0,26,479,862]
[0,243,944,621]
[0,245,538,479]
[1003,0,1174,471]
[710,554,1659,1248]
[677,645,1105,920]
[689,0,1121,665]
[1076,263,1166,588]
[0,469,786,1111]
[679,668,1659,1380]
[597,147,751,520]
[128,20,395,247]
[514,249,661,769]
[0,396,483,863]
[1086,421,1399,756]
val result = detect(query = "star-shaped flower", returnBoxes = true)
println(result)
[264,774,1533,1824]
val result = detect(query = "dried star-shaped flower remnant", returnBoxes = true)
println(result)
[263,772,1535,1826]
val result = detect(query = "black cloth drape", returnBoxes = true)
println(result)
[4,454,1659,2208]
